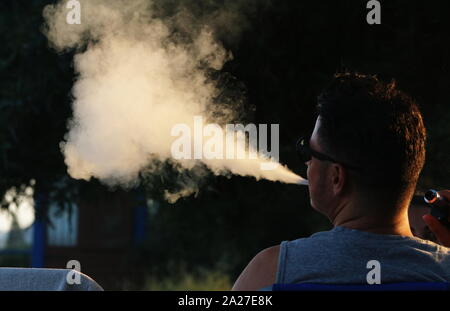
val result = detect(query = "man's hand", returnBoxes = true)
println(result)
[422,190,450,247]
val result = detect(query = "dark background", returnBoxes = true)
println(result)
[1,0,450,289]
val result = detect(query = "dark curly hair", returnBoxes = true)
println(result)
[316,72,426,206]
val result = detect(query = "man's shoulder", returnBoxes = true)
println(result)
[231,245,280,291]
[256,245,280,261]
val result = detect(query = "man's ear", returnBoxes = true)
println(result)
[331,163,346,196]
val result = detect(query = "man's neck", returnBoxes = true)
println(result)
[330,201,414,237]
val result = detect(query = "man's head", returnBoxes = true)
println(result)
[306,72,426,221]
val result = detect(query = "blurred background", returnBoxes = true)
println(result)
[1,0,450,290]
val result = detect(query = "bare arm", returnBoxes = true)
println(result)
[232,245,280,291]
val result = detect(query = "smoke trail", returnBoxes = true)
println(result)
[43,0,306,202]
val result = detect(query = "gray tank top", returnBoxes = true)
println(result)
[276,226,450,284]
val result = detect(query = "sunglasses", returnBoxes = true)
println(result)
[296,136,361,170]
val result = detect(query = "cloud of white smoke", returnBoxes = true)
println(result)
[43,0,306,202]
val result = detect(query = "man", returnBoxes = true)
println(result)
[232,72,450,291]
[423,199,450,247]
[408,195,438,242]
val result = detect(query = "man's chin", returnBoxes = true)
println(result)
[310,200,328,217]
[310,200,320,212]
